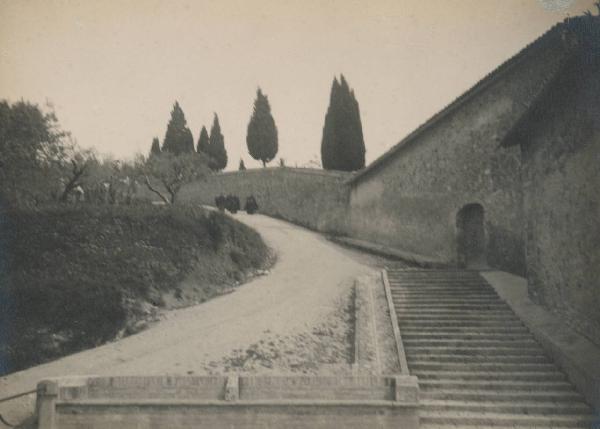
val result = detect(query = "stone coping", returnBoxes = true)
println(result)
[215,167,353,180]
[37,375,418,403]
[36,375,420,428]
[381,270,410,375]
[330,236,446,268]
[482,271,600,413]
[54,399,413,407]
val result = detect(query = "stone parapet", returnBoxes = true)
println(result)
[35,375,420,428]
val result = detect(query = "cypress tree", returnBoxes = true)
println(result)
[239,159,246,170]
[208,114,227,171]
[150,137,161,157]
[196,126,210,155]
[320,75,365,171]
[246,88,278,167]
[162,101,194,155]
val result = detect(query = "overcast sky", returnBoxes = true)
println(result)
[0,0,595,169]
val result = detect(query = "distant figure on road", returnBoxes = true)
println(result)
[225,195,240,214]
[244,196,258,214]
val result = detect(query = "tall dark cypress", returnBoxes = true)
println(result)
[208,114,227,171]
[162,101,194,155]
[320,75,365,171]
[246,88,278,167]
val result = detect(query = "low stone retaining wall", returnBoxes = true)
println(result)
[36,375,419,428]
[353,272,408,375]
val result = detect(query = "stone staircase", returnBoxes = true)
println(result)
[387,268,596,428]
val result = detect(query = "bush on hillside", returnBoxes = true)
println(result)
[0,203,270,375]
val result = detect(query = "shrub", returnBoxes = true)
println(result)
[0,202,270,374]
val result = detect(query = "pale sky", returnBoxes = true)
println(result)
[0,0,595,169]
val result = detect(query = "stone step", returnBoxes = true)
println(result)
[420,388,586,403]
[389,283,493,289]
[396,309,516,316]
[419,379,575,392]
[388,273,485,283]
[393,290,498,296]
[392,291,498,297]
[401,331,533,339]
[389,283,491,288]
[409,361,557,372]
[398,314,519,320]
[420,399,592,415]
[388,277,484,281]
[403,340,537,349]
[395,300,507,306]
[399,320,525,328]
[402,329,530,337]
[393,294,498,300]
[388,273,482,279]
[395,306,509,312]
[395,301,507,307]
[388,269,480,274]
[407,354,550,364]
[407,346,546,356]
[391,291,499,297]
[393,298,505,305]
[413,370,567,382]
[419,410,594,428]
[420,425,567,429]
[399,319,522,325]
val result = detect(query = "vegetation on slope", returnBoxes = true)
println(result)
[0,203,271,375]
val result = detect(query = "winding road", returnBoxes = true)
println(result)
[0,213,380,425]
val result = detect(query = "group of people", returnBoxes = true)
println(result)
[215,194,258,214]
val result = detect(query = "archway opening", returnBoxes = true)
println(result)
[456,203,486,269]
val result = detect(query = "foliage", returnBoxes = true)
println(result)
[208,114,227,171]
[321,75,366,171]
[150,137,161,157]
[141,151,210,204]
[0,99,99,206]
[246,88,278,167]
[161,101,194,155]
[239,159,246,170]
[0,100,64,205]
[0,204,270,374]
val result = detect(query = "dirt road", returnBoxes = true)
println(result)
[0,213,380,424]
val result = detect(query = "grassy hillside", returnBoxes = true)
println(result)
[0,204,271,375]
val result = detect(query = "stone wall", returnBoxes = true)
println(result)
[178,168,352,234]
[347,33,569,274]
[513,55,600,345]
[37,375,420,429]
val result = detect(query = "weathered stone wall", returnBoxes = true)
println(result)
[37,375,420,429]
[178,168,352,234]
[516,57,600,345]
[348,35,569,274]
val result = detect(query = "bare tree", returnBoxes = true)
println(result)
[141,152,210,204]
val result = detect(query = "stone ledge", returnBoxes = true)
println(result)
[482,271,600,413]
[36,375,420,428]
[329,236,446,268]
[381,270,410,375]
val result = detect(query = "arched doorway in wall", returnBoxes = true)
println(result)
[456,203,487,269]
